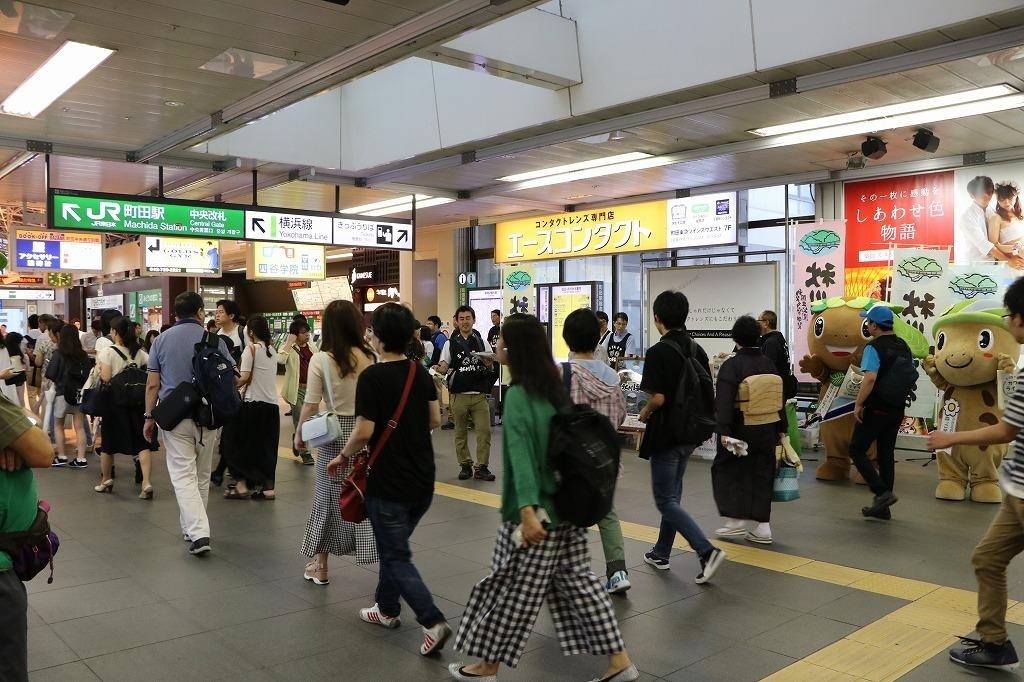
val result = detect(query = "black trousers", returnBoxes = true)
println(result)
[849,408,903,496]
[0,569,28,682]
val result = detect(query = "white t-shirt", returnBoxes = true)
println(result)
[101,345,148,375]
[94,336,114,356]
[958,203,997,263]
[240,342,279,404]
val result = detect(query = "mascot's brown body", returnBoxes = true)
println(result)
[924,300,1020,502]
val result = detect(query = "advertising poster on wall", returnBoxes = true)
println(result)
[142,237,221,276]
[247,242,326,281]
[501,264,535,318]
[952,161,1024,268]
[792,221,847,381]
[11,229,103,272]
[843,172,954,297]
[550,284,594,361]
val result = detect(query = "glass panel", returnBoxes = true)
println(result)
[199,48,304,81]
[746,186,785,222]
[616,253,644,342]
[788,183,815,217]
[746,225,786,250]
[564,255,612,283]
[474,224,495,250]
[532,260,560,284]
[476,258,499,287]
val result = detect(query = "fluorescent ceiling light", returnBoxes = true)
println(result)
[497,152,653,183]
[507,156,673,191]
[343,194,430,214]
[326,252,353,261]
[227,267,246,272]
[0,152,38,181]
[362,197,454,216]
[749,84,1017,137]
[1,41,115,118]
[768,93,1024,146]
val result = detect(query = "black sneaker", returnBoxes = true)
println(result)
[441,422,455,430]
[458,464,474,480]
[862,490,898,518]
[474,465,496,481]
[300,453,315,466]
[950,637,1020,670]
[695,547,726,585]
[67,459,88,469]
[643,551,670,571]
[51,457,68,467]
[188,537,211,556]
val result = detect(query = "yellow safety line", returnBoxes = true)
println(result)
[281,448,1008,680]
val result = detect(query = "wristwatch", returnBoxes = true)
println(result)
[143,413,154,420]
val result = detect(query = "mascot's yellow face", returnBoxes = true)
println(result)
[807,305,872,372]
[934,321,1020,387]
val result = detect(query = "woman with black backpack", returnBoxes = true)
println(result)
[94,318,157,498]
[451,314,638,682]
[45,325,90,468]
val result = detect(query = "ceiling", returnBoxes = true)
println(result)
[4,5,1024,236]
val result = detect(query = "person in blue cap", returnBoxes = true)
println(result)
[849,305,914,520]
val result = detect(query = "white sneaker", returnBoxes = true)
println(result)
[715,527,747,538]
[359,603,401,629]
[449,663,498,681]
[588,664,640,682]
[606,570,631,594]
[420,621,452,655]
[745,530,773,545]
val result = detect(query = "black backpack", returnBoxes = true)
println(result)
[662,338,716,446]
[192,332,241,428]
[548,364,621,528]
[62,355,90,405]
[868,335,917,411]
[108,347,148,409]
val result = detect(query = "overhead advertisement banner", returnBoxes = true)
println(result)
[495,193,737,263]
[11,229,103,272]
[142,237,221,276]
[245,211,333,245]
[0,289,54,301]
[792,221,847,382]
[51,190,245,239]
[333,217,412,250]
[247,242,326,281]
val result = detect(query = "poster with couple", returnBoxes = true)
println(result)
[953,161,1024,270]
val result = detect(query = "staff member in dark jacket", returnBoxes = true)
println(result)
[713,316,787,546]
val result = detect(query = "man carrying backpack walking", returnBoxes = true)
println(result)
[850,305,915,520]
[636,291,725,584]
[144,292,235,556]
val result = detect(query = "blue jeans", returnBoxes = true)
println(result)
[366,495,445,627]
[650,445,713,559]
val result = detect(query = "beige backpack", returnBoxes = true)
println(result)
[735,373,783,425]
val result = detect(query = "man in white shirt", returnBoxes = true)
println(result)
[958,175,1024,269]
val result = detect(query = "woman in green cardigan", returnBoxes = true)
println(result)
[450,314,638,682]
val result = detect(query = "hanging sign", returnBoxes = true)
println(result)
[890,247,951,339]
[137,289,162,307]
[245,211,333,245]
[793,221,847,382]
[247,242,326,281]
[333,217,412,250]
[50,189,245,239]
[142,237,221,276]
[0,289,54,301]
[11,229,103,272]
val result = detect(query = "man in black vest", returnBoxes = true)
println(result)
[437,306,498,481]
[758,310,797,399]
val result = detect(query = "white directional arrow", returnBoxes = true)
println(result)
[62,203,81,221]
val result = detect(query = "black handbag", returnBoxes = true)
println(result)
[80,382,110,417]
[4,372,26,387]
[152,381,201,431]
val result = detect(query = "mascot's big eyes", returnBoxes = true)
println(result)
[936,332,946,351]
[813,316,824,338]
[861,319,872,339]
[978,328,994,350]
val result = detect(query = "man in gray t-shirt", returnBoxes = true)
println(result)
[145,291,233,557]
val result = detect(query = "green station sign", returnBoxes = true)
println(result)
[50,190,245,239]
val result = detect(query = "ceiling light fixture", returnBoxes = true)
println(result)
[748,84,1017,137]
[496,152,653,183]
[0,151,38,181]
[361,197,455,217]
[504,155,671,191]
[342,194,432,214]
[609,130,626,141]
[326,251,354,261]
[2,41,115,118]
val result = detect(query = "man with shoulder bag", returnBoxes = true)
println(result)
[145,292,235,556]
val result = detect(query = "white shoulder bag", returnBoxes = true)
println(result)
[300,353,344,448]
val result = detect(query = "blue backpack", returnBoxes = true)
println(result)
[192,332,241,428]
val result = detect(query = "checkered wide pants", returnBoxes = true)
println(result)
[454,522,625,667]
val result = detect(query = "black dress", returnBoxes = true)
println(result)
[712,348,786,522]
[99,347,158,457]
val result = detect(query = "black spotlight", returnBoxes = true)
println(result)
[861,137,887,160]
[912,129,940,153]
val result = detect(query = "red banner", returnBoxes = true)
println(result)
[844,171,955,268]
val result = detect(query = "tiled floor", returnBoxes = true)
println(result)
[21,417,1024,681]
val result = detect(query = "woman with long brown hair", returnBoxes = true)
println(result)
[295,300,377,584]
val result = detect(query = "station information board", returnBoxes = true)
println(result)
[143,237,221,276]
[0,289,55,300]
[50,189,414,251]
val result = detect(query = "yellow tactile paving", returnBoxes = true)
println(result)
[279,445,994,679]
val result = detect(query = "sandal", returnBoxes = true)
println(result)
[223,487,251,499]
[251,489,276,500]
